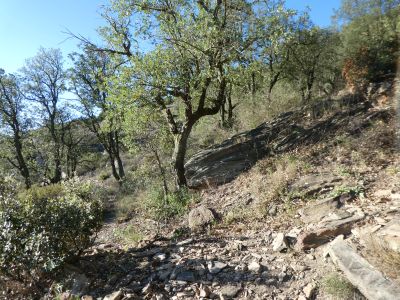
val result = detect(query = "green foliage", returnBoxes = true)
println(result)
[99,170,111,181]
[143,187,194,220]
[336,0,400,84]
[322,273,357,299]
[327,185,364,198]
[0,176,103,283]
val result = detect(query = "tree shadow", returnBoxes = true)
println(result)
[70,235,294,299]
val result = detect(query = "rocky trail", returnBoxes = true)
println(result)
[55,79,400,300]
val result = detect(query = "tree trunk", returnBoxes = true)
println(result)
[172,122,193,189]
[116,153,125,180]
[220,99,226,128]
[51,153,62,184]
[13,133,31,188]
[115,133,125,180]
[226,84,234,127]
[109,154,121,182]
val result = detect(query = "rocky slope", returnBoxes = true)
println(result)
[28,77,400,300]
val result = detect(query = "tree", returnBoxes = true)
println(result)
[70,48,126,182]
[22,48,67,183]
[286,24,337,103]
[335,0,400,85]
[0,70,31,188]
[253,3,297,100]
[73,0,291,188]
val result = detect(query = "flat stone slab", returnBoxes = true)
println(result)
[290,173,342,197]
[328,236,400,300]
[297,212,364,250]
[301,195,346,223]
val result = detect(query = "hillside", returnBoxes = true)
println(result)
[1,1,400,299]
[16,75,398,300]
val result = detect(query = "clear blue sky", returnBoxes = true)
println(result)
[0,0,341,73]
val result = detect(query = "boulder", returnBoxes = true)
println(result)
[300,192,355,223]
[188,206,216,229]
[297,212,365,250]
[328,236,400,300]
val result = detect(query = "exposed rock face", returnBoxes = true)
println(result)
[297,211,365,250]
[328,236,400,300]
[186,98,390,188]
[290,173,342,197]
[188,206,216,229]
[300,193,354,223]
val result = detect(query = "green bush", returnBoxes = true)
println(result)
[0,177,103,282]
[143,186,194,220]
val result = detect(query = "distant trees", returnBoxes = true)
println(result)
[335,0,400,85]
[70,48,125,182]
[0,70,31,188]
[0,48,108,186]
[22,48,67,183]
[286,26,339,103]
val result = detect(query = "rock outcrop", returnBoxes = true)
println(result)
[186,97,391,188]
[328,236,400,300]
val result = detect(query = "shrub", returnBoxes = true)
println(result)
[0,177,103,283]
[114,224,144,245]
[142,186,194,220]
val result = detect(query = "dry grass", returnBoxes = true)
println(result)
[363,234,400,282]
[249,154,309,215]
[113,224,144,246]
[321,272,363,300]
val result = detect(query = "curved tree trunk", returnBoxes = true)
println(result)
[172,122,194,189]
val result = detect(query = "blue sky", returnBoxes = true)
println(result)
[0,0,341,73]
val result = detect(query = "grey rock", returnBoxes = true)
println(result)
[296,212,365,250]
[248,261,262,273]
[290,173,342,197]
[301,194,350,223]
[268,205,278,216]
[199,285,211,298]
[208,261,227,274]
[103,291,123,300]
[302,283,316,299]
[188,206,215,229]
[375,219,400,252]
[329,235,400,300]
[175,271,196,282]
[154,253,167,261]
[219,285,242,299]
[272,233,289,252]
